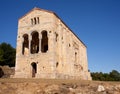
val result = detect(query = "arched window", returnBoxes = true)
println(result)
[31,62,37,77]
[41,31,48,53]
[37,17,39,24]
[31,31,39,54]
[31,19,33,25]
[22,34,29,55]
[31,17,40,25]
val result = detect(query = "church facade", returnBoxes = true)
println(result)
[14,7,92,80]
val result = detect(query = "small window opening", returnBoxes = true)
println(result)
[69,44,71,47]
[56,62,59,67]
[75,52,77,63]
[34,17,37,25]
[55,32,58,42]
[37,17,39,24]
[31,19,33,25]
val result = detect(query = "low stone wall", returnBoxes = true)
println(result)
[0,66,15,78]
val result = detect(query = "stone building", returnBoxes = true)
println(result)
[14,7,92,80]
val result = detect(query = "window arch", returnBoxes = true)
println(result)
[41,31,48,53]
[31,31,39,54]
[22,34,29,55]
[34,17,37,25]
[31,62,37,77]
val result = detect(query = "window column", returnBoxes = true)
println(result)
[39,34,42,53]
[29,34,32,54]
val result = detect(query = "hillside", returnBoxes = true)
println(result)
[0,78,120,94]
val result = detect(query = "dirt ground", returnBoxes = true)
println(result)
[0,78,120,94]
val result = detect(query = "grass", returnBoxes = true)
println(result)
[0,78,120,85]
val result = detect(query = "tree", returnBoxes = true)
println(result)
[91,70,120,81]
[0,42,16,67]
[0,49,4,64]
[110,70,120,81]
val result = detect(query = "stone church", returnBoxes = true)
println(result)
[14,7,92,80]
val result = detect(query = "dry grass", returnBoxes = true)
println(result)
[0,78,120,94]
[0,78,120,85]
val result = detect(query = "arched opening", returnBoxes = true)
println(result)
[31,19,33,25]
[31,62,37,77]
[34,17,37,25]
[22,34,29,55]
[41,31,48,53]
[37,17,39,24]
[31,31,39,54]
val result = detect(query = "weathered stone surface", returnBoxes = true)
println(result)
[14,7,92,80]
[97,85,105,92]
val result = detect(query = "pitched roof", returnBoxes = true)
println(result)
[19,7,54,20]
[19,7,87,47]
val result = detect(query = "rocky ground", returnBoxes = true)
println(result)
[0,78,120,94]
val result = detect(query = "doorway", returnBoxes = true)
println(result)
[31,62,37,77]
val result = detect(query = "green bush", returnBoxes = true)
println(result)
[0,42,16,67]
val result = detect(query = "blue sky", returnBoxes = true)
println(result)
[0,0,120,73]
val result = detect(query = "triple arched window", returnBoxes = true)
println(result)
[31,17,39,25]
[22,30,48,55]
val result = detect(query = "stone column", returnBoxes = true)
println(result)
[39,34,42,53]
[29,34,32,54]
